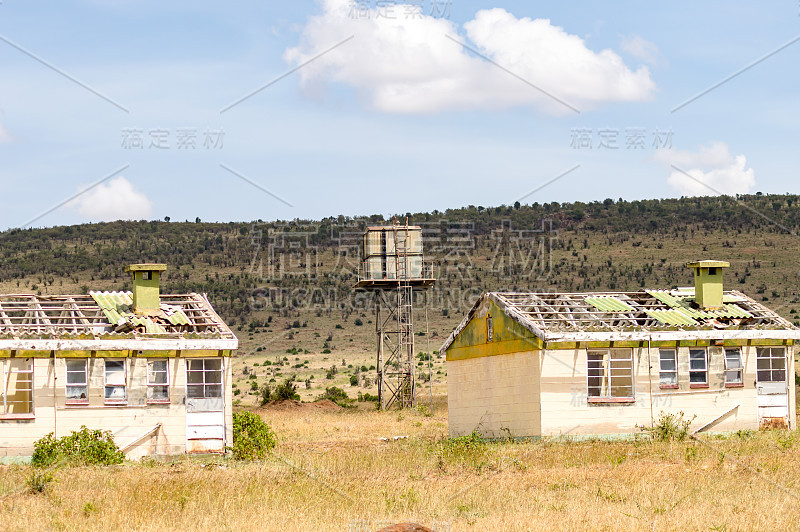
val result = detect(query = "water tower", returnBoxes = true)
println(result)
[354,219,435,409]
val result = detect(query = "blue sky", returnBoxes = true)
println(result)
[0,0,798,229]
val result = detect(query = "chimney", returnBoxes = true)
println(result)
[126,264,167,315]
[686,260,730,310]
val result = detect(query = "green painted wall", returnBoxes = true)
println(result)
[132,271,162,313]
[446,298,543,361]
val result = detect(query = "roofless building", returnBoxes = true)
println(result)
[354,221,435,409]
[441,261,798,438]
[0,264,237,460]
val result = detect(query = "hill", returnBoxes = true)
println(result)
[2,193,799,405]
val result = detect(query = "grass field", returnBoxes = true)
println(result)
[3,396,800,531]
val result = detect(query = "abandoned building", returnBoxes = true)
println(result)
[0,264,237,460]
[442,261,798,438]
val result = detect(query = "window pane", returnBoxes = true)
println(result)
[148,385,169,401]
[66,360,87,384]
[204,384,222,398]
[186,385,204,399]
[689,372,706,383]
[725,370,742,384]
[105,385,126,401]
[204,359,222,371]
[187,369,204,385]
[587,352,605,397]
[725,350,742,369]
[205,369,223,385]
[689,350,706,370]
[66,385,88,400]
[148,360,168,385]
[105,361,125,385]
[188,359,204,371]
[66,360,85,373]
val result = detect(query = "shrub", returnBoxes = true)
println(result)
[638,411,696,442]
[274,376,300,401]
[354,318,363,326]
[229,411,276,461]
[349,375,359,386]
[32,426,124,467]
[317,386,351,406]
[357,392,379,403]
[26,470,54,494]
[259,383,274,405]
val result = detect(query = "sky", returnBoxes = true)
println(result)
[0,0,798,229]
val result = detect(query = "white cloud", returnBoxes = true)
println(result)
[285,1,656,114]
[70,176,154,221]
[654,142,756,196]
[620,35,666,67]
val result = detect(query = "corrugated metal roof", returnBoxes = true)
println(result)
[439,288,798,352]
[645,309,698,326]
[585,296,635,312]
[91,291,192,334]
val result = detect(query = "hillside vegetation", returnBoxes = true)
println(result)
[1,194,799,405]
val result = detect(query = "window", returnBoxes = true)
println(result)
[659,349,677,388]
[587,349,634,402]
[756,347,786,382]
[689,349,708,386]
[147,359,169,403]
[1,359,33,416]
[104,359,127,404]
[186,359,223,399]
[486,315,493,342]
[724,348,743,386]
[65,359,89,404]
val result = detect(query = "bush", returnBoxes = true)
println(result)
[32,426,124,467]
[639,411,696,442]
[354,318,363,326]
[349,375,359,386]
[274,376,300,401]
[229,411,277,460]
[259,383,274,405]
[317,386,351,406]
[26,470,54,494]
[357,392,379,403]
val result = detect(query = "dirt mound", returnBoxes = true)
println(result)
[377,524,432,532]
[257,399,341,412]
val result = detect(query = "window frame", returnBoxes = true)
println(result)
[65,358,89,405]
[186,358,224,400]
[724,348,744,388]
[586,348,635,404]
[658,349,678,389]
[147,359,170,404]
[756,347,787,383]
[688,348,708,388]
[104,359,127,405]
[0,358,34,419]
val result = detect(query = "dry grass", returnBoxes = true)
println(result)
[3,399,800,531]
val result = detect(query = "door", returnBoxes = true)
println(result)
[185,358,225,453]
[756,347,789,429]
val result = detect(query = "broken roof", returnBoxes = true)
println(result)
[0,291,236,351]
[440,289,799,352]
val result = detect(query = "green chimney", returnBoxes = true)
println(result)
[686,260,730,309]
[126,264,167,315]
